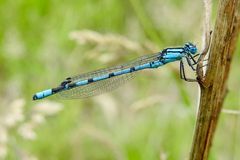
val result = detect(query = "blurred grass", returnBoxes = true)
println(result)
[0,0,239,160]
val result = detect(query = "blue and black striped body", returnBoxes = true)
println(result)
[33,43,197,100]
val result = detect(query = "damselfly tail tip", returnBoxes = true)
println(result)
[32,89,52,100]
[32,94,38,100]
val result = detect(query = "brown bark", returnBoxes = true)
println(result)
[190,0,240,160]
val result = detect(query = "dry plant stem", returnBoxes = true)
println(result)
[197,0,212,83]
[190,0,240,160]
[197,31,212,85]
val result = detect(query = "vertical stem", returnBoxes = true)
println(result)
[190,0,240,160]
[129,0,162,45]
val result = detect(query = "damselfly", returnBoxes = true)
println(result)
[33,42,198,100]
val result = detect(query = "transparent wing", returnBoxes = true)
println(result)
[57,72,134,99]
[57,52,161,99]
[70,52,160,82]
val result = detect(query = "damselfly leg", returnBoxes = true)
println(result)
[180,55,209,82]
[180,60,197,82]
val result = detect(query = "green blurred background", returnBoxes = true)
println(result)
[0,0,239,159]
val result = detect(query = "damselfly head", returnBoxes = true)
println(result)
[184,42,197,55]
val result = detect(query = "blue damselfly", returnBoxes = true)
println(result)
[33,42,198,100]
